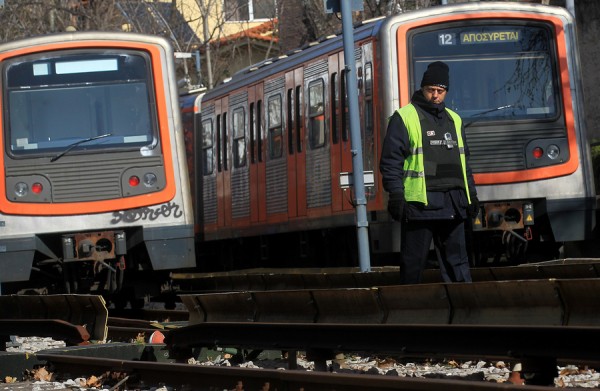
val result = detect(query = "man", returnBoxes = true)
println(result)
[379,61,479,284]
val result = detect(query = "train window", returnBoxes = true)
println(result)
[202,119,214,175]
[250,102,256,163]
[340,70,349,142]
[216,114,222,172]
[364,63,373,137]
[308,79,326,149]
[295,86,302,153]
[364,63,373,96]
[331,73,339,144]
[222,112,228,171]
[257,100,263,162]
[232,107,246,168]
[267,94,283,159]
[287,88,294,155]
[6,50,157,157]
[410,23,558,121]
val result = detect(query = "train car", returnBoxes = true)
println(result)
[195,2,595,269]
[179,88,205,236]
[0,32,196,299]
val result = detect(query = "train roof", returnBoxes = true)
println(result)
[201,1,570,103]
[202,16,384,101]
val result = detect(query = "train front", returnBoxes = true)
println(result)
[0,32,195,297]
[379,3,596,263]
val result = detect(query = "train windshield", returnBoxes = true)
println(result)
[410,23,557,122]
[4,50,157,156]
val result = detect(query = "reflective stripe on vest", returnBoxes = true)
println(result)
[396,104,471,205]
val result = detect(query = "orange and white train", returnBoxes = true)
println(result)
[184,1,595,269]
[0,2,591,293]
[0,32,195,299]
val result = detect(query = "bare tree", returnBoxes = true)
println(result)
[0,1,200,84]
[0,0,127,42]
[278,0,442,52]
[192,0,279,89]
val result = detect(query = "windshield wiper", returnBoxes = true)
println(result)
[464,104,513,128]
[50,133,112,162]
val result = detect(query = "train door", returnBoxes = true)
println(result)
[264,76,288,222]
[248,83,266,224]
[329,53,345,213]
[229,91,251,227]
[330,51,357,213]
[286,68,306,218]
[215,96,231,229]
[304,60,332,217]
[361,42,376,204]
[199,101,217,236]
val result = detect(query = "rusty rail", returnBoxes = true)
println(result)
[36,343,555,390]
[179,278,600,326]
[171,258,600,292]
[0,294,107,341]
[0,319,90,348]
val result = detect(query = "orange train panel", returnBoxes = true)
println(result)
[0,40,176,215]
[395,12,578,185]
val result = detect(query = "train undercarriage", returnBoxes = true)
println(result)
[0,227,194,309]
[197,195,596,272]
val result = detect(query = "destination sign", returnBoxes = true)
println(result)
[460,31,520,44]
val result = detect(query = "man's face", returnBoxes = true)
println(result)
[422,85,447,105]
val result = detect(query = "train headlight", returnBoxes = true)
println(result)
[128,175,140,187]
[14,182,28,197]
[143,172,157,187]
[547,144,560,160]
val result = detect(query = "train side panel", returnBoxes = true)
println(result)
[198,33,382,265]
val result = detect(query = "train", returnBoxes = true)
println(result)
[1,1,594,299]
[181,1,596,270]
[0,32,195,302]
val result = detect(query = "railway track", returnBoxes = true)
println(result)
[3,259,600,388]
[32,346,558,390]
[171,258,600,292]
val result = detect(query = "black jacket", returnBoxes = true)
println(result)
[379,90,477,220]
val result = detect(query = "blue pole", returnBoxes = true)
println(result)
[340,0,371,272]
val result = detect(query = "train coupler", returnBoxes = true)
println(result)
[502,229,528,244]
[61,230,126,263]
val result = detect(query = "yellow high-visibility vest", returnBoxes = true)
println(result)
[396,104,471,205]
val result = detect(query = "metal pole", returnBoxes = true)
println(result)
[340,0,371,272]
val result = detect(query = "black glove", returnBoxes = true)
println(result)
[387,192,405,221]
[468,196,480,219]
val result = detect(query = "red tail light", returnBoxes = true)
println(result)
[532,147,544,159]
[129,176,140,187]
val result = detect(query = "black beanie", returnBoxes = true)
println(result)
[420,61,449,90]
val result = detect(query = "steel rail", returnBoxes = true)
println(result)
[171,259,600,292]
[165,321,600,362]
[0,319,90,349]
[179,278,600,326]
[36,351,553,391]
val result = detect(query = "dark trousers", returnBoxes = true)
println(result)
[399,218,472,284]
